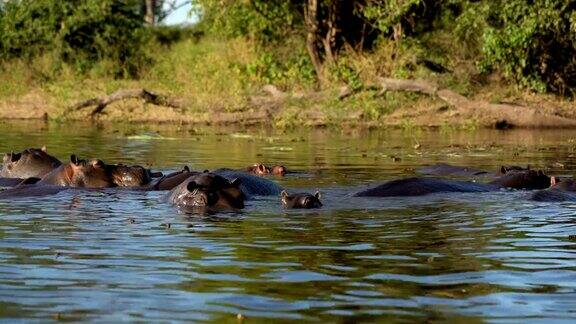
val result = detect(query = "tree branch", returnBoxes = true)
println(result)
[65,88,185,117]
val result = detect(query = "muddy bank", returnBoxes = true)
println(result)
[1,79,576,129]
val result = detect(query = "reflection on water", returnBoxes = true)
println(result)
[1,121,576,321]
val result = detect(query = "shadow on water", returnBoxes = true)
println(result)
[1,121,576,321]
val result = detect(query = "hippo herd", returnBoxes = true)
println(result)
[0,147,574,213]
[0,147,320,211]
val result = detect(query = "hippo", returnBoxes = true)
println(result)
[37,155,117,188]
[418,163,489,177]
[418,163,530,178]
[0,146,61,178]
[489,169,550,190]
[243,164,287,176]
[354,169,551,197]
[110,164,163,187]
[281,190,322,209]
[213,168,283,196]
[530,177,576,202]
[167,171,245,211]
[151,166,195,190]
[0,155,119,199]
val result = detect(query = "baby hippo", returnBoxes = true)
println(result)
[281,190,322,209]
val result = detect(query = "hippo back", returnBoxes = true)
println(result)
[530,189,576,202]
[418,164,489,177]
[213,168,283,196]
[354,177,493,197]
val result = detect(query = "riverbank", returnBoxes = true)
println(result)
[1,38,575,129]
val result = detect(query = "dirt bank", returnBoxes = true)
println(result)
[1,79,575,129]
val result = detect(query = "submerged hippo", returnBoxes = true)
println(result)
[167,171,245,210]
[0,146,61,178]
[37,155,116,188]
[110,164,163,187]
[243,164,287,176]
[151,166,195,190]
[281,190,322,209]
[153,166,283,196]
[530,177,576,202]
[355,169,551,197]
[419,163,530,178]
[213,168,283,196]
[0,155,119,198]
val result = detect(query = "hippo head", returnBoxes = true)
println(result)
[550,177,576,191]
[176,172,245,210]
[1,146,61,178]
[68,155,116,188]
[281,190,322,209]
[111,164,163,187]
[251,164,270,175]
[246,164,287,176]
[271,165,287,176]
[494,169,550,190]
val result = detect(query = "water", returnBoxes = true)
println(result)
[1,121,576,322]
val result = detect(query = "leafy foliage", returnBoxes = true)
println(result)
[0,0,149,77]
[479,1,576,95]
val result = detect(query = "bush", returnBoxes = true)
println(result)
[0,0,150,78]
[478,1,576,95]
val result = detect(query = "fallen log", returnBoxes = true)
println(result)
[360,78,576,128]
[65,88,185,117]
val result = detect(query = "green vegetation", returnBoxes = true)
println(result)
[0,0,575,125]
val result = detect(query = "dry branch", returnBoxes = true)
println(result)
[65,88,185,117]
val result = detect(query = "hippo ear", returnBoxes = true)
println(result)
[257,164,267,173]
[230,178,241,187]
[183,165,190,172]
[203,170,210,173]
[92,160,105,168]
[314,190,321,200]
[70,155,80,165]
[281,190,288,205]
[551,176,557,186]
[2,153,9,163]
[303,196,312,206]
[186,181,199,192]
[276,165,287,175]
[500,166,507,174]
[10,152,21,162]
[41,145,47,152]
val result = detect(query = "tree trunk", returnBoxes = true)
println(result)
[145,0,156,25]
[322,1,339,65]
[304,0,324,86]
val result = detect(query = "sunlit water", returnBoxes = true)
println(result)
[1,121,576,322]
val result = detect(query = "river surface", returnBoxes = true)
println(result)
[1,121,576,322]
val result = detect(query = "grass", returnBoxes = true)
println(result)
[0,33,574,127]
